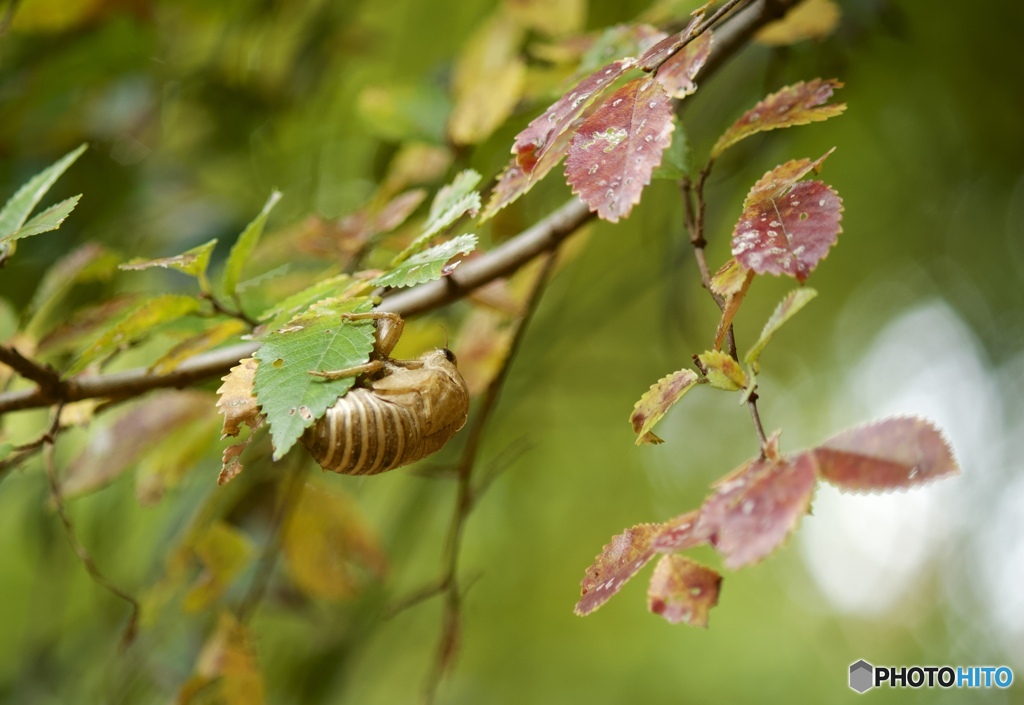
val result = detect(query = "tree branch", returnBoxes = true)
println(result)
[0,0,793,418]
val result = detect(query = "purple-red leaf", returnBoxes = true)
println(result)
[575,523,660,616]
[566,77,674,222]
[732,176,843,282]
[811,416,959,492]
[630,368,700,444]
[647,554,722,627]
[711,78,845,158]
[479,159,529,222]
[654,30,712,99]
[697,452,817,569]
[651,510,705,553]
[514,59,634,176]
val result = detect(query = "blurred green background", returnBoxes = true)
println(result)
[1,0,1023,702]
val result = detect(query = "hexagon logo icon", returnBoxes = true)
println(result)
[849,660,873,693]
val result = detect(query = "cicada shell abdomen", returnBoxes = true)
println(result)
[302,348,470,475]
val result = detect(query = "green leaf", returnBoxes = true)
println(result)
[630,368,701,444]
[120,238,219,291]
[222,191,282,298]
[0,144,87,242]
[257,274,353,335]
[391,170,480,265]
[67,294,202,376]
[253,297,377,459]
[373,234,477,289]
[697,350,748,391]
[0,443,12,463]
[9,195,81,241]
[744,287,817,371]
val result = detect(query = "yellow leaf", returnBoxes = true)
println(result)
[217,358,260,439]
[183,613,266,705]
[448,11,527,145]
[150,320,247,375]
[182,522,253,613]
[506,0,585,37]
[283,484,387,601]
[756,0,841,46]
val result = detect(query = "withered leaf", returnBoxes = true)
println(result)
[654,29,712,99]
[698,350,747,391]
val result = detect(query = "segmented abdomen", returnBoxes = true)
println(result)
[302,388,452,475]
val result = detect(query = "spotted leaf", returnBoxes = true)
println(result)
[575,523,661,616]
[697,452,817,569]
[565,77,674,222]
[654,29,712,99]
[732,172,843,282]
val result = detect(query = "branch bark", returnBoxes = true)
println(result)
[0,0,792,417]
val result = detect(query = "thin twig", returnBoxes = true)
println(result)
[42,404,140,649]
[423,252,560,704]
[0,344,66,398]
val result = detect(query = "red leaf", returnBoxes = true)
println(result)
[514,59,634,175]
[576,523,661,616]
[811,416,959,492]
[711,78,845,158]
[565,77,674,222]
[647,554,722,627]
[732,178,843,281]
[654,30,712,99]
[697,452,817,569]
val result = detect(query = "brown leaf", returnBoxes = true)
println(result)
[811,416,959,492]
[479,159,531,221]
[697,452,817,569]
[565,77,674,222]
[630,368,700,444]
[647,554,721,627]
[654,29,712,99]
[711,78,845,158]
[217,358,260,439]
[732,175,843,282]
